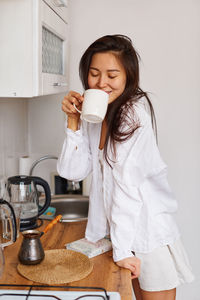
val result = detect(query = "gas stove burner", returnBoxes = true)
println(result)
[0,284,121,300]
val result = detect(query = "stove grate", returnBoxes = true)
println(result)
[0,284,110,300]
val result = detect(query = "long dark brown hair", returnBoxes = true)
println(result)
[79,34,157,165]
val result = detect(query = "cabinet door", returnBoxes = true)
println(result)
[39,0,69,96]
[43,0,68,23]
[0,0,35,97]
[0,0,69,98]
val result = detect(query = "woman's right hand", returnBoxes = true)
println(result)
[62,91,84,130]
[116,256,141,279]
[62,91,84,119]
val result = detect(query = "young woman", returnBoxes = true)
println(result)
[57,34,194,300]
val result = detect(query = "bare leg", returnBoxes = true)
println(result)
[141,288,176,300]
[132,279,143,300]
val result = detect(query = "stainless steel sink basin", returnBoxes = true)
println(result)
[50,194,89,222]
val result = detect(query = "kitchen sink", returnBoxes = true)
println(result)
[49,194,89,222]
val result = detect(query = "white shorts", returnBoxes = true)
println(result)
[134,238,194,292]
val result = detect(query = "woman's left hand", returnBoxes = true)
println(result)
[116,256,141,279]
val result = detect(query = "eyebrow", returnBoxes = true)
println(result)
[89,67,120,72]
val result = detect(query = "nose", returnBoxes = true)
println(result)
[97,74,107,88]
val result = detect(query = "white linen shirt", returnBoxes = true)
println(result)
[57,101,180,262]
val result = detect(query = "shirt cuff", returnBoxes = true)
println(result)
[64,122,82,136]
[65,127,81,135]
[113,249,135,262]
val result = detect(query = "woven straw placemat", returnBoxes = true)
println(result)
[17,249,93,284]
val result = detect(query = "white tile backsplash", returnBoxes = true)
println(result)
[28,93,65,156]
[0,94,67,193]
[0,98,28,177]
[27,94,66,190]
[0,94,66,192]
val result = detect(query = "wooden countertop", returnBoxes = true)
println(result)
[0,220,133,300]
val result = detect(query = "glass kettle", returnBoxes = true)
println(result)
[7,176,51,231]
[0,198,18,278]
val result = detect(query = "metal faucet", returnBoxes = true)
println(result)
[29,155,58,176]
[29,155,80,192]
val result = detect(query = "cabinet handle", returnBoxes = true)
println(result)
[53,0,68,7]
[53,82,68,87]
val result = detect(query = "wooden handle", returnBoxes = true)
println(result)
[43,215,62,234]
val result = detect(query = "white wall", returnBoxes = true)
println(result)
[68,0,200,299]
[0,98,28,177]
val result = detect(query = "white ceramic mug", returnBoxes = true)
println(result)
[73,89,109,123]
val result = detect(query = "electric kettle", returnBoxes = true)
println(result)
[7,176,51,231]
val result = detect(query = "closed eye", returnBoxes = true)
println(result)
[89,69,99,77]
[108,70,120,79]
[108,75,117,79]
[90,73,99,77]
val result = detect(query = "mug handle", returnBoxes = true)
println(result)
[0,199,17,247]
[73,103,82,114]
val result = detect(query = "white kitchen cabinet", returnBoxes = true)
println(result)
[0,0,69,98]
